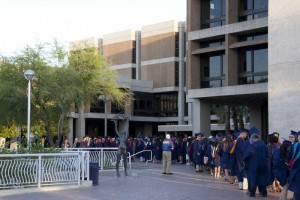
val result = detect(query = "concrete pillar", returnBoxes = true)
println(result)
[188,102,193,125]
[225,34,238,86]
[178,21,185,125]
[135,31,141,80]
[192,99,210,136]
[226,0,239,24]
[269,0,300,140]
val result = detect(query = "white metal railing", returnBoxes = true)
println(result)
[64,148,123,171]
[0,153,83,189]
[63,148,155,171]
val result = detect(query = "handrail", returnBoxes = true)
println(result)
[129,150,153,165]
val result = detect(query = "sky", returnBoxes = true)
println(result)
[0,0,186,56]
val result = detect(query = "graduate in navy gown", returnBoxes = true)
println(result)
[231,130,247,190]
[243,134,269,197]
[220,136,232,181]
[273,140,291,200]
[288,140,300,200]
[267,134,279,190]
[193,133,206,172]
[206,137,217,176]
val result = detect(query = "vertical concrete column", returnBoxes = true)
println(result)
[226,0,239,25]
[178,21,185,125]
[224,34,238,86]
[249,105,262,134]
[269,0,300,139]
[192,99,211,136]
[135,31,141,80]
[68,118,74,146]
[186,0,201,90]
[188,102,193,125]
[76,107,86,139]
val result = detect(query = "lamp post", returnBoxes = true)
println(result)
[24,70,35,148]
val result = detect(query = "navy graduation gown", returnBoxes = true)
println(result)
[288,143,300,194]
[272,148,289,186]
[243,140,269,187]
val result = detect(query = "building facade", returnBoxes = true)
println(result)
[68,0,300,142]
[68,21,188,141]
[186,0,300,140]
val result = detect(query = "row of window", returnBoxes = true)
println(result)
[90,92,185,117]
[201,46,268,88]
[201,0,268,29]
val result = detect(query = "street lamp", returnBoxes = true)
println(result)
[24,70,35,148]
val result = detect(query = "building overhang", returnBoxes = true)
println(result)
[188,17,268,41]
[158,125,193,132]
[187,83,268,105]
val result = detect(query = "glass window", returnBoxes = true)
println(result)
[201,53,225,88]
[253,49,268,73]
[239,0,268,21]
[254,0,268,10]
[254,75,268,83]
[201,0,226,29]
[210,55,222,77]
[239,47,268,85]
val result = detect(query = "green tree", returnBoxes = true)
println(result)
[0,41,130,147]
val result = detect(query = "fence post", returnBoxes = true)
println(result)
[81,152,85,181]
[77,153,81,186]
[38,155,42,188]
[86,152,90,181]
[101,149,104,171]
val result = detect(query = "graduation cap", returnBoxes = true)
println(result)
[233,131,239,138]
[239,129,248,134]
[249,127,260,135]
[209,137,217,142]
[195,133,204,137]
[289,130,298,137]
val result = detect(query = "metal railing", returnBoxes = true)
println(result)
[64,148,121,171]
[63,148,153,171]
[0,153,83,189]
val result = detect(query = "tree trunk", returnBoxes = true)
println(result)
[238,115,245,130]
[231,106,238,132]
[45,120,53,147]
[225,105,231,134]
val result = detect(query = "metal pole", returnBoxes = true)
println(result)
[27,80,31,148]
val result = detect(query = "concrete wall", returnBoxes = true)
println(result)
[269,0,300,139]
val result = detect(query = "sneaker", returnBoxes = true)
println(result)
[162,172,167,174]
[166,173,173,175]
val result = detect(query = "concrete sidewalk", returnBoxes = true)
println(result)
[0,162,284,200]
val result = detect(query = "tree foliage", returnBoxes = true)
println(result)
[0,40,130,147]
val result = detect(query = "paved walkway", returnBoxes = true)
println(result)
[1,162,284,200]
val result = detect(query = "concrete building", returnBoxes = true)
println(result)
[68,21,188,140]
[69,0,300,141]
[184,0,300,140]
[185,0,268,139]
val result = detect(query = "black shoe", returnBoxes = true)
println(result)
[166,173,173,175]
[162,172,167,174]
[262,194,267,197]
[249,194,255,197]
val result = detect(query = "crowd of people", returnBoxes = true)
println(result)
[65,129,299,199]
